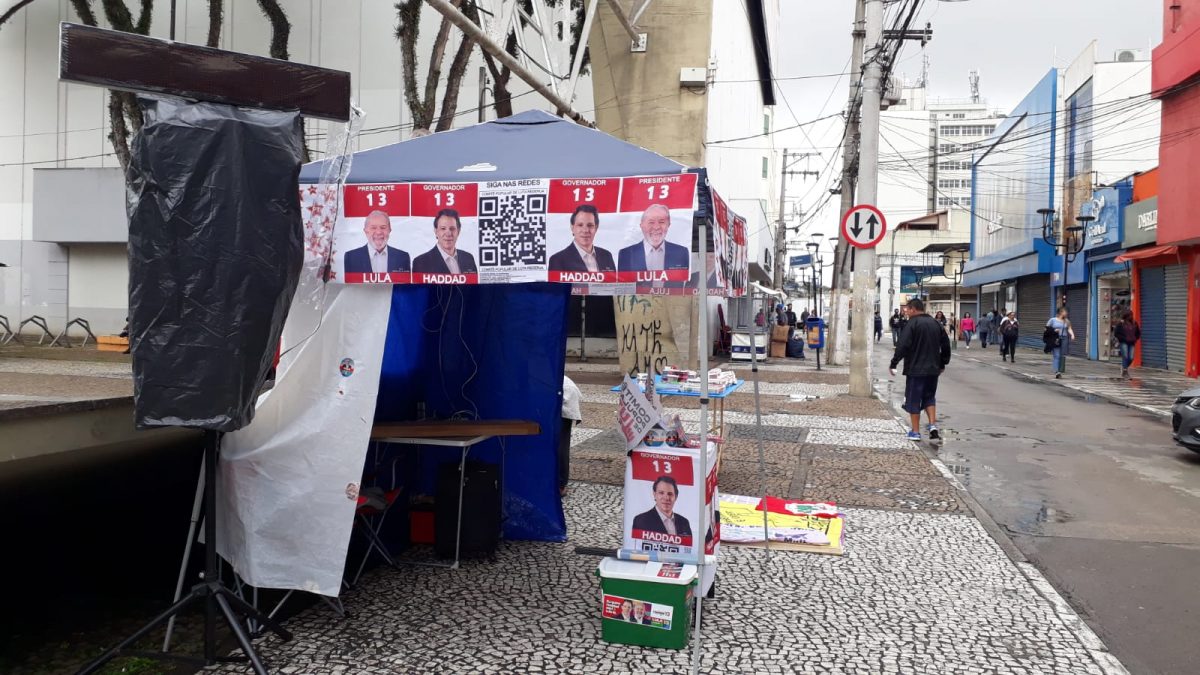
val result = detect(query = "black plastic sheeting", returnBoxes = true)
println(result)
[127,96,304,431]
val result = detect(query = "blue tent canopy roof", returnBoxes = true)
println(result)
[300,109,687,184]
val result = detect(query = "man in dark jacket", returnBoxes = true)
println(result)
[889,298,951,441]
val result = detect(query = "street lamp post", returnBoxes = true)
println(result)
[1038,207,1087,373]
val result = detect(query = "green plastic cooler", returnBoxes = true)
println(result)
[596,557,698,649]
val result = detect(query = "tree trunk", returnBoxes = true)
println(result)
[255,0,308,161]
[435,32,475,132]
[207,0,223,47]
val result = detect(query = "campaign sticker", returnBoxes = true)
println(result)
[339,358,355,377]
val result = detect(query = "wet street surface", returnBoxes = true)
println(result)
[877,344,1200,675]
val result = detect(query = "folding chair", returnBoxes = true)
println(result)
[347,486,404,587]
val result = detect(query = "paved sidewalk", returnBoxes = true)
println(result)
[207,358,1125,674]
[950,343,1192,417]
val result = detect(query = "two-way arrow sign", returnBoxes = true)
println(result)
[840,204,887,249]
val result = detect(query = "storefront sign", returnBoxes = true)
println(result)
[1123,196,1158,247]
[1080,186,1122,250]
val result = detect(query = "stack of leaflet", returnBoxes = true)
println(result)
[658,367,737,394]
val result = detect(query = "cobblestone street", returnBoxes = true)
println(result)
[215,358,1127,674]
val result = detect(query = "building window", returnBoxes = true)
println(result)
[952,113,965,119]
[762,156,769,179]
[763,113,770,135]
[938,143,961,154]
[937,178,972,189]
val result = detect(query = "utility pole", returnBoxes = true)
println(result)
[773,151,820,290]
[774,149,790,291]
[848,0,884,397]
[827,0,866,366]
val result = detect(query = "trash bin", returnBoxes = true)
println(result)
[596,557,698,649]
[805,317,826,349]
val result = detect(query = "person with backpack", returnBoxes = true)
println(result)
[1114,310,1141,378]
[960,312,976,348]
[999,311,1019,362]
[979,310,992,348]
[1044,307,1075,379]
[889,298,952,441]
[874,310,884,342]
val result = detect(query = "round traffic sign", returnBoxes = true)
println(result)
[840,204,887,249]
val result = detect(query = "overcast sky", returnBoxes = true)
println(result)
[766,0,1163,250]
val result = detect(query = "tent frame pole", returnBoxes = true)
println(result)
[691,219,711,675]
[750,292,771,559]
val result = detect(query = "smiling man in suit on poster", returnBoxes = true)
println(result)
[548,204,616,273]
[617,204,690,273]
[412,208,478,274]
[343,210,410,274]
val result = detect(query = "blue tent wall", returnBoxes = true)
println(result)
[375,283,571,542]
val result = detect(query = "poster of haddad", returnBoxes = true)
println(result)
[622,443,718,557]
[329,173,697,286]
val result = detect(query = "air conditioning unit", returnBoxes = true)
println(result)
[1113,48,1145,63]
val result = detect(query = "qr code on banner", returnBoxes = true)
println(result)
[478,193,547,267]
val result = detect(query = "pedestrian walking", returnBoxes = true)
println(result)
[873,310,884,342]
[889,298,952,441]
[934,311,948,335]
[979,309,992,348]
[1114,310,1141,377]
[1044,307,1075,379]
[990,308,1002,342]
[960,312,976,348]
[801,307,811,323]
[949,314,958,342]
[999,311,1019,362]
[786,303,798,329]
[888,309,904,346]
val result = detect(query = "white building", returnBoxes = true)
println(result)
[0,2,592,335]
[872,80,1002,321]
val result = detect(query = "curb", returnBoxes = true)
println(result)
[873,386,1130,675]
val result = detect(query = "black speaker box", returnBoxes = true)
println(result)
[434,460,501,559]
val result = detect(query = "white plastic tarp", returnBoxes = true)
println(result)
[216,283,393,596]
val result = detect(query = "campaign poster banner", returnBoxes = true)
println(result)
[601,594,674,630]
[328,173,700,288]
[622,443,718,556]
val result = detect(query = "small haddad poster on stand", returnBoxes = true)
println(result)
[622,443,718,558]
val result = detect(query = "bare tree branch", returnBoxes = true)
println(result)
[206,0,222,47]
[436,28,475,132]
[100,0,134,30]
[421,4,457,132]
[107,91,132,171]
[256,0,290,59]
[395,0,427,130]
[0,0,38,30]
[68,0,97,25]
[133,0,150,33]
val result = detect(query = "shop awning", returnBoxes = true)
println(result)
[1114,245,1178,263]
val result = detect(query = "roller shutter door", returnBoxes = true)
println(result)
[1165,263,1188,372]
[1016,275,1051,349]
[1139,266,1167,369]
[1067,285,1089,359]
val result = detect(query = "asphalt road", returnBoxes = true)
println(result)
[877,343,1200,675]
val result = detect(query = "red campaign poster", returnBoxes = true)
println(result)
[546,178,621,283]
[409,182,480,285]
[614,173,698,284]
[339,183,413,284]
[629,449,696,486]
